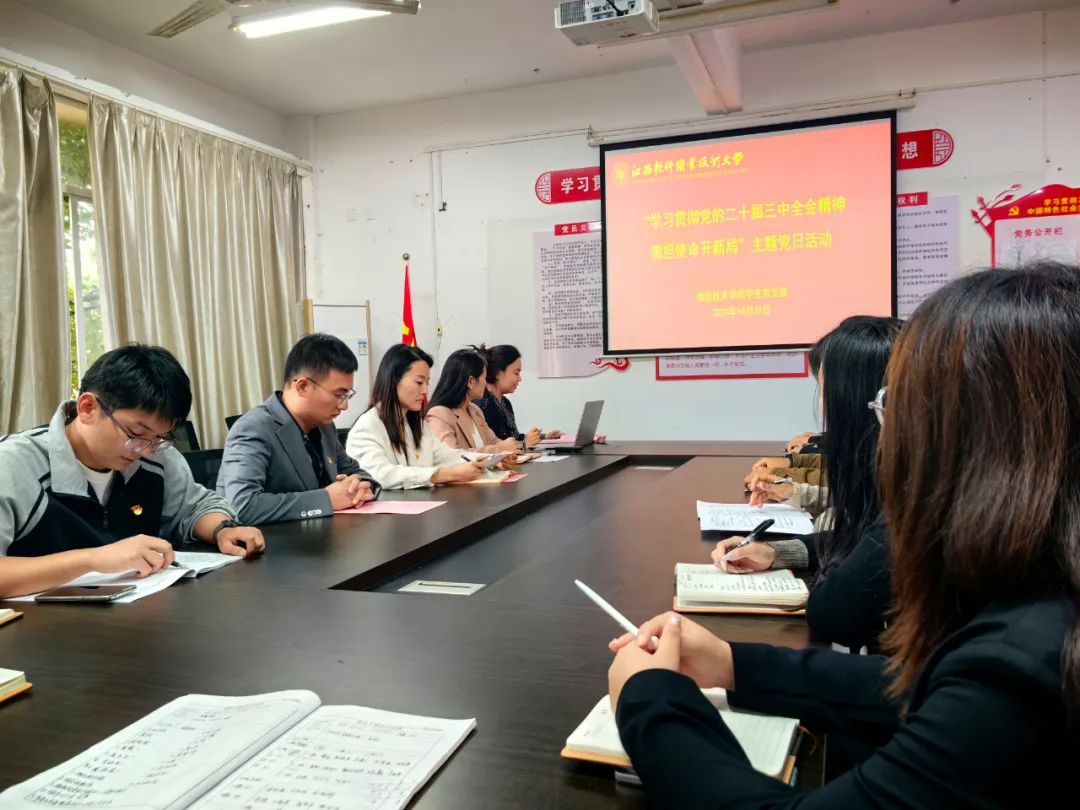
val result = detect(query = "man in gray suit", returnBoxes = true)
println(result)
[217,334,380,524]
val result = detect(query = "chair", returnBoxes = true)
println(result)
[172,420,201,453]
[225,414,241,430]
[182,449,224,491]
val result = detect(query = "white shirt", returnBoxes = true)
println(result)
[469,423,484,450]
[345,407,462,490]
[77,460,115,505]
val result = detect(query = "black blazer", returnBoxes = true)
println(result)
[616,595,1075,809]
[473,392,521,441]
[805,516,891,651]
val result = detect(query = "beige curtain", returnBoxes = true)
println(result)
[89,98,303,448]
[0,68,67,434]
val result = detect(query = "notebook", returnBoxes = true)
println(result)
[674,565,808,614]
[171,551,243,577]
[696,501,815,536]
[7,568,188,604]
[0,667,32,706]
[563,689,800,781]
[0,609,23,628]
[0,690,475,809]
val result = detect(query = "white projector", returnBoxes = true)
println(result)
[555,0,660,46]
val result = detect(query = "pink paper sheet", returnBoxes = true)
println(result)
[336,501,446,515]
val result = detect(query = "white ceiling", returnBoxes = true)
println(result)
[20,0,1080,116]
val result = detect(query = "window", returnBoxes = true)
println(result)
[59,99,105,391]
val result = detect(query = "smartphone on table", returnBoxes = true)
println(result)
[35,585,136,603]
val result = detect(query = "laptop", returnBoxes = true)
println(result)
[537,400,604,453]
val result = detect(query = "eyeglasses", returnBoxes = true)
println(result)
[96,397,174,453]
[867,386,887,426]
[300,378,356,404]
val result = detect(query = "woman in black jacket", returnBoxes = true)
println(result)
[607,263,1080,808]
[716,316,901,650]
[472,344,562,447]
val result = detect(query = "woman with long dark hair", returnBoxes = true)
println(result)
[713,315,902,649]
[608,264,1080,807]
[473,345,562,448]
[426,348,519,454]
[345,344,484,489]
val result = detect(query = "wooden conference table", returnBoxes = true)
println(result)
[0,440,815,807]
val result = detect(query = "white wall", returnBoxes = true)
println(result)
[310,8,1080,441]
[0,0,291,153]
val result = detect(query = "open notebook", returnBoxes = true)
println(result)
[7,552,242,605]
[696,501,815,536]
[0,690,475,809]
[563,689,800,781]
[674,565,808,615]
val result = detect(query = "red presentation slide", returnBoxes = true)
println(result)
[603,116,894,353]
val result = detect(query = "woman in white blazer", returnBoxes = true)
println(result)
[346,344,485,489]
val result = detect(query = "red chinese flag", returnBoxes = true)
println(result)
[402,262,417,346]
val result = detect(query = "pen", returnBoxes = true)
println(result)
[574,579,659,648]
[726,518,776,553]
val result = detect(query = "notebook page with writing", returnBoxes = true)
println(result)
[0,691,320,810]
[696,501,814,535]
[676,565,808,607]
[565,695,797,778]
[190,706,476,810]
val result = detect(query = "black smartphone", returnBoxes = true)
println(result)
[35,585,136,602]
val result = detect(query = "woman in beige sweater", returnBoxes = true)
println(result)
[426,348,520,455]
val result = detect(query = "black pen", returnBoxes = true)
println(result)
[727,518,775,552]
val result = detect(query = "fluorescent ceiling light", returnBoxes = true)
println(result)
[231,6,389,39]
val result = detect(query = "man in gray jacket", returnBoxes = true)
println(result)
[217,334,380,524]
[0,344,265,599]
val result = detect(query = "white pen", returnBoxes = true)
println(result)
[574,579,659,650]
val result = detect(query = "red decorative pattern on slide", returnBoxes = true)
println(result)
[592,357,631,372]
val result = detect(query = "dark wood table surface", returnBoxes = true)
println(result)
[581,439,786,462]
[0,443,812,807]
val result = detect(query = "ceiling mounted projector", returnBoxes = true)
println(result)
[555,0,660,46]
[556,0,837,47]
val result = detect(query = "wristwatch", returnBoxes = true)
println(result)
[212,519,241,543]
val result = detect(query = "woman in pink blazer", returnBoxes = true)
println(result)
[426,348,520,455]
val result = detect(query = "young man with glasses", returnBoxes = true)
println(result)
[0,344,265,599]
[217,334,380,524]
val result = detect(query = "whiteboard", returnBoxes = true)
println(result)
[310,302,372,429]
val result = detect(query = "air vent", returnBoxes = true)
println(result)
[558,0,587,25]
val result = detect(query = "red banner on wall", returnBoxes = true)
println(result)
[536,166,601,204]
[896,192,929,207]
[897,129,954,170]
[554,221,601,236]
